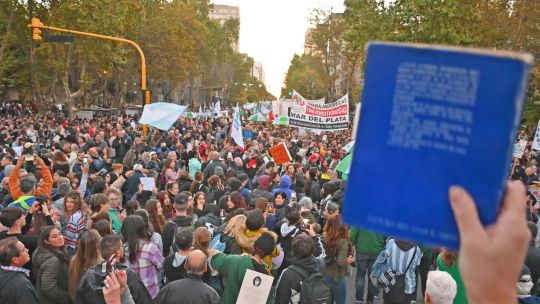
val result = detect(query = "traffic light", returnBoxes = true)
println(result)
[29,17,44,41]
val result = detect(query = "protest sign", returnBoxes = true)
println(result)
[288,94,349,131]
[269,143,292,165]
[140,177,155,191]
[513,139,528,158]
[343,42,533,249]
[236,269,273,304]
[533,118,540,151]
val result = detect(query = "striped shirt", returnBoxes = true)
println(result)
[125,241,165,299]
[62,210,87,249]
[376,239,422,294]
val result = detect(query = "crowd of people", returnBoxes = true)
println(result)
[0,107,537,304]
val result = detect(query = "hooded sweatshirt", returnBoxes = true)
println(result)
[249,175,274,206]
[272,175,292,200]
[274,255,323,303]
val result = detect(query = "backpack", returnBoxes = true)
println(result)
[289,264,333,304]
[378,247,417,304]
[210,233,227,252]
[167,221,195,254]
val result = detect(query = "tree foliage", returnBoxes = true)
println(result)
[284,0,539,124]
[0,0,271,111]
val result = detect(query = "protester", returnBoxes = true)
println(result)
[350,226,385,304]
[210,232,276,304]
[68,230,102,299]
[74,234,152,304]
[162,192,195,256]
[0,237,38,304]
[163,228,193,283]
[32,226,71,304]
[436,250,468,304]
[156,249,220,304]
[121,215,164,299]
[424,270,457,304]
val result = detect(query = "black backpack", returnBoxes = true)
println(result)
[378,247,418,304]
[289,264,333,304]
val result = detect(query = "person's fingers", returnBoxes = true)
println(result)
[449,186,486,245]
[493,181,530,243]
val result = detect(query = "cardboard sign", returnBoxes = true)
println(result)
[236,269,273,304]
[269,143,292,165]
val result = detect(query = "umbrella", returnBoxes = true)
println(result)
[248,113,267,121]
[273,116,289,125]
[336,153,353,175]
[139,102,188,131]
[343,141,354,153]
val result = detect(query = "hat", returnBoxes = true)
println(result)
[308,154,318,163]
[246,209,265,231]
[214,166,224,176]
[133,164,143,171]
[254,232,275,257]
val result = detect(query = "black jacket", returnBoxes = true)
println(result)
[162,216,196,257]
[122,171,145,203]
[526,242,540,295]
[156,274,220,304]
[194,214,221,231]
[74,263,152,304]
[0,268,39,304]
[32,248,71,304]
[274,256,324,304]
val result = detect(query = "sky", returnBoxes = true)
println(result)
[213,0,345,98]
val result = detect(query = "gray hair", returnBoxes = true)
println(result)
[426,271,457,304]
[298,197,313,211]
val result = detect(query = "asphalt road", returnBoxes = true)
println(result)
[346,267,425,304]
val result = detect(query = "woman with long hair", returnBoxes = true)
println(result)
[193,227,224,296]
[323,214,354,304]
[121,215,164,299]
[220,214,246,255]
[145,199,166,235]
[134,209,163,254]
[52,151,70,174]
[61,190,89,256]
[190,171,206,194]
[437,250,468,304]
[157,190,174,220]
[206,175,225,205]
[225,191,248,214]
[68,230,101,299]
[33,226,71,304]
[165,180,180,202]
[162,159,181,183]
[193,191,206,218]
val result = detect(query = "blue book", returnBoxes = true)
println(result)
[343,42,533,249]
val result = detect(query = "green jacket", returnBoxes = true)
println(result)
[349,226,385,256]
[210,253,274,304]
[437,255,468,304]
[108,208,122,233]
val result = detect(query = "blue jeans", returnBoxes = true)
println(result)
[323,274,347,304]
[356,252,380,302]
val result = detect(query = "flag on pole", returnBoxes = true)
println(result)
[139,102,187,131]
[214,101,222,117]
[231,107,244,148]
